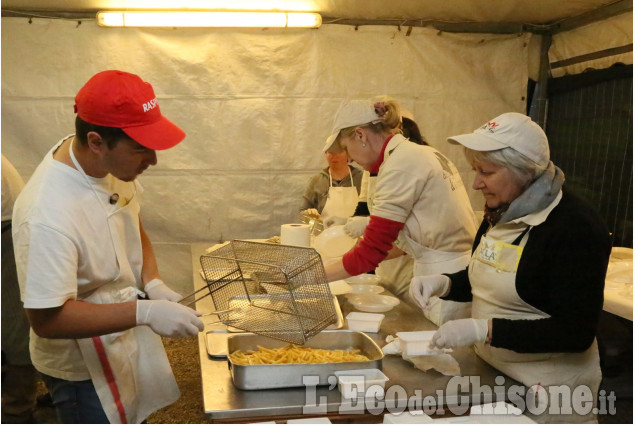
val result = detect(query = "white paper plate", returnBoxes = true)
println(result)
[348,284,384,295]
[313,225,357,258]
[345,273,381,285]
[348,294,399,313]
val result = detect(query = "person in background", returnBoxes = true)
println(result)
[322,98,477,327]
[12,70,204,424]
[2,154,38,424]
[411,112,610,423]
[401,115,427,146]
[300,139,363,222]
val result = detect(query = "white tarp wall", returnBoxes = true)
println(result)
[1,18,530,291]
[550,12,633,77]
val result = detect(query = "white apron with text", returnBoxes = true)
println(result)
[470,232,601,423]
[70,139,179,424]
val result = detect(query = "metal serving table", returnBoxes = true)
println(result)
[191,243,522,423]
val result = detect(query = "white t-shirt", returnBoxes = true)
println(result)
[12,136,140,380]
[2,154,25,221]
[371,134,477,254]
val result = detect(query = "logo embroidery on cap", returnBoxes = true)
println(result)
[481,121,499,133]
[142,98,158,113]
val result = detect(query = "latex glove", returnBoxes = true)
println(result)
[144,278,182,302]
[136,300,204,338]
[323,216,348,228]
[344,216,370,238]
[409,274,450,310]
[430,318,489,349]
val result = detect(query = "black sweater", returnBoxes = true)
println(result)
[444,188,611,353]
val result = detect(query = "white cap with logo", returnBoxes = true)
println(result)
[447,112,550,167]
[323,99,382,152]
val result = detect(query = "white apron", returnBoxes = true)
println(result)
[470,230,601,423]
[69,139,180,423]
[397,233,472,325]
[320,167,358,221]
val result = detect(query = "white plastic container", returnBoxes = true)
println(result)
[396,331,445,356]
[346,312,385,333]
[334,368,389,400]
[383,410,432,424]
[287,418,332,424]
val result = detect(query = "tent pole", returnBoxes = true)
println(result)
[535,34,553,130]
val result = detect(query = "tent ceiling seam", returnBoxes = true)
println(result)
[550,43,633,69]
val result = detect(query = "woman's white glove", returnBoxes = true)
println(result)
[144,279,182,302]
[136,300,204,338]
[344,216,370,238]
[409,275,450,310]
[323,216,348,228]
[430,318,489,349]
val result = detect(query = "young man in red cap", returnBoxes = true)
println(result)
[12,70,204,424]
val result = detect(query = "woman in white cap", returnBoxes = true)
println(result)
[344,113,428,300]
[322,98,477,326]
[410,112,611,423]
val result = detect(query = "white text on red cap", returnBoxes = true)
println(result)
[143,98,158,113]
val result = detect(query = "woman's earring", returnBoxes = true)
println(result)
[362,143,367,147]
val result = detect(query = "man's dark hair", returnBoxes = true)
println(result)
[402,117,428,145]
[75,116,132,149]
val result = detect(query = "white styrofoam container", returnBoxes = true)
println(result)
[334,368,389,399]
[383,410,433,423]
[396,331,446,356]
[287,418,332,424]
[346,312,385,333]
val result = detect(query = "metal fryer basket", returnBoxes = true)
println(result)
[194,240,337,345]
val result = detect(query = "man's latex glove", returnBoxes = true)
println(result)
[344,216,370,238]
[430,318,488,349]
[323,216,348,228]
[144,279,182,302]
[409,274,450,310]
[136,300,204,338]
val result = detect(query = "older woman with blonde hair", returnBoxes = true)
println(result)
[322,98,477,325]
[411,112,611,423]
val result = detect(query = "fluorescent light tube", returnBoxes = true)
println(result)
[97,11,322,28]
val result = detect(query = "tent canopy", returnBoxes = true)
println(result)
[2,0,632,291]
[1,0,629,27]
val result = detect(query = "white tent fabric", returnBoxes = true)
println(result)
[550,12,633,77]
[2,18,531,288]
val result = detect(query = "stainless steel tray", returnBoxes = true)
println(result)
[206,295,344,358]
[206,329,245,358]
[227,330,383,390]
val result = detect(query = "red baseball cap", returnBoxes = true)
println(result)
[74,70,185,150]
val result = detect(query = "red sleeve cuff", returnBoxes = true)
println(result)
[342,215,404,276]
